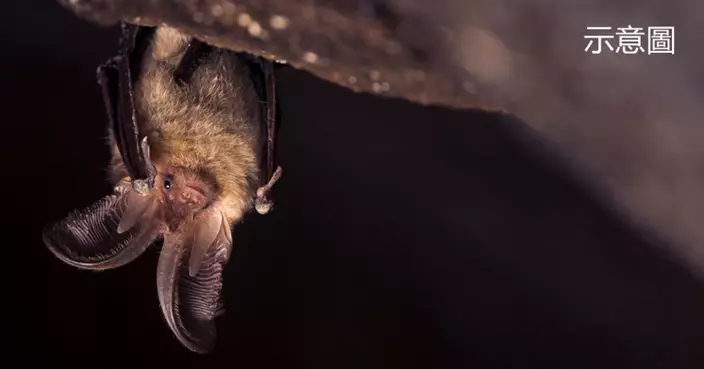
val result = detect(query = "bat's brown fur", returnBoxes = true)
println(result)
[108,26,262,224]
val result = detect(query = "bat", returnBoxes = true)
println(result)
[42,23,282,354]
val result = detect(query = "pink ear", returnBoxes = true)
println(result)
[156,207,232,354]
[117,190,154,234]
[189,207,228,277]
[43,184,162,270]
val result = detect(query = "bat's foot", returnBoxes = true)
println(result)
[131,136,157,195]
[254,166,282,215]
[131,179,151,195]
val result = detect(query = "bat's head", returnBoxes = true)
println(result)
[155,166,214,231]
[42,168,233,354]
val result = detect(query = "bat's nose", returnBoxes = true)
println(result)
[179,187,206,206]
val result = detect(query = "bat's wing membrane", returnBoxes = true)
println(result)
[97,23,157,193]
[42,185,161,270]
[157,208,232,354]
[238,54,282,215]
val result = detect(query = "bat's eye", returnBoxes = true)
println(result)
[163,178,173,190]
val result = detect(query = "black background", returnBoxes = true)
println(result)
[5,2,704,368]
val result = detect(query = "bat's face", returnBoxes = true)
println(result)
[154,166,213,231]
[43,164,233,354]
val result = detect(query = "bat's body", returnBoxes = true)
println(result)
[43,25,281,354]
[111,26,261,228]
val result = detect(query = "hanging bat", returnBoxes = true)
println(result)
[42,23,282,354]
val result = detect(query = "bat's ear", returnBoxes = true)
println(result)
[156,207,232,354]
[42,185,162,270]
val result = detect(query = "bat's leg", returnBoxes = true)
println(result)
[257,165,282,197]
[254,166,282,215]
[131,137,154,194]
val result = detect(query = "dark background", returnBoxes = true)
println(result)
[5,2,704,368]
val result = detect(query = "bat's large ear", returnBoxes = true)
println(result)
[42,185,162,270]
[156,206,232,354]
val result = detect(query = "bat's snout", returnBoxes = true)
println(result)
[163,187,208,232]
[165,185,207,210]
[180,186,206,206]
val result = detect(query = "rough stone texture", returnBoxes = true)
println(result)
[57,0,504,111]
[57,0,704,276]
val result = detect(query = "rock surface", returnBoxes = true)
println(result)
[58,0,704,275]
[57,0,503,110]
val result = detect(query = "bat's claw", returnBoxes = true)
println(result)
[255,166,282,215]
[131,179,151,195]
[131,136,157,194]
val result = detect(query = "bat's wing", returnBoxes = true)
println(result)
[156,207,232,354]
[97,23,157,194]
[246,55,283,215]
[42,185,162,270]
